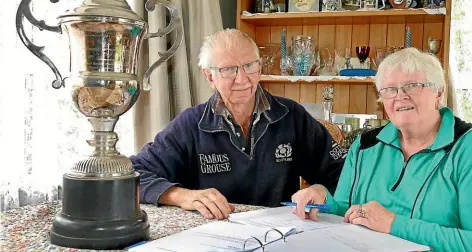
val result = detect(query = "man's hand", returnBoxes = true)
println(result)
[160,187,234,220]
[291,185,327,221]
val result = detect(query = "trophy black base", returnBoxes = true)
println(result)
[50,173,150,250]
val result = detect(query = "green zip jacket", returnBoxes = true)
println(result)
[324,107,472,251]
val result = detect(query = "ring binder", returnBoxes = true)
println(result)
[242,228,288,251]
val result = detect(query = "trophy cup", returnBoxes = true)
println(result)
[16,0,183,249]
[322,86,334,123]
[427,37,442,57]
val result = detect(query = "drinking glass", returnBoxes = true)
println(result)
[356,46,370,69]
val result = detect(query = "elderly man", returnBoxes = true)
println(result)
[130,29,346,220]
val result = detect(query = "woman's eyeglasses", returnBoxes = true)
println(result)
[378,82,434,99]
[210,59,261,78]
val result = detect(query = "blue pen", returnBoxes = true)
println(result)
[124,240,148,250]
[281,202,331,212]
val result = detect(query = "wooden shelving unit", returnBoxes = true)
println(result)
[241,8,445,26]
[237,0,452,119]
[260,75,375,84]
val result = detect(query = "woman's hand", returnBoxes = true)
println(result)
[345,201,396,234]
[291,185,327,221]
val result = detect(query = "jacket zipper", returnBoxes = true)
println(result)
[390,160,409,191]
[390,149,428,191]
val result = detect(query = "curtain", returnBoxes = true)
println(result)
[449,0,472,122]
[130,0,223,149]
[0,0,136,211]
[0,0,223,212]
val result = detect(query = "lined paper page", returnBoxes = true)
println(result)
[266,225,430,252]
[229,206,347,231]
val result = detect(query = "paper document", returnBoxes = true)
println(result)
[265,224,430,252]
[229,206,347,231]
[130,206,430,252]
[127,221,296,252]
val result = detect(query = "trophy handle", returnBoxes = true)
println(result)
[143,0,184,91]
[16,0,64,89]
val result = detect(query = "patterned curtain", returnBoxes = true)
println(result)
[0,0,135,211]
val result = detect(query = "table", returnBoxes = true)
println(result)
[0,201,264,252]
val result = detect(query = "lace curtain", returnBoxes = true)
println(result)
[0,0,135,211]
[450,0,472,122]
[0,0,224,212]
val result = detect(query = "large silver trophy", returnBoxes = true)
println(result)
[16,0,183,249]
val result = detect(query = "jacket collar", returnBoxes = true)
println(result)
[377,107,455,151]
[211,84,270,119]
[198,84,288,131]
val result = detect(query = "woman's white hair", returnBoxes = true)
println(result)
[197,28,260,69]
[375,47,445,95]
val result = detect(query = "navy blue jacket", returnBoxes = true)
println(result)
[130,87,346,207]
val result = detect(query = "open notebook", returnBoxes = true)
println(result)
[127,206,430,252]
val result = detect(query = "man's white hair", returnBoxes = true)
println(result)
[375,47,445,94]
[197,28,260,69]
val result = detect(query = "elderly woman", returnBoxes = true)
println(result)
[292,48,472,251]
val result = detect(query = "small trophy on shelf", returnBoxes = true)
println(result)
[322,86,334,122]
[344,48,353,70]
[427,37,442,57]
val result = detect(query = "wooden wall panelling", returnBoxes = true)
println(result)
[255,26,271,44]
[301,25,320,105]
[351,17,370,57]
[285,26,304,102]
[302,25,319,47]
[286,26,304,48]
[369,17,388,59]
[367,16,387,118]
[269,26,285,97]
[333,84,350,114]
[317,19,336,64]
[269,81,285,97]
[349,17,369,114]
[386,16,406,47]
[333,17,353,114]
[285,84,300,102]
[423,16,444,61]
[261,83,269,91]
[366,85,384,119]
[334,17,353,53]
[236,0,255,39]
[349,84,368,114]
[423,16,446,104]
[300,84,317,103]
[316,20,336,110]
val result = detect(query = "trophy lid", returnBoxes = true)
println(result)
[58,0,145,23]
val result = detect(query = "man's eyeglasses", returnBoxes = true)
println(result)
[378,82,434,99]
[210,59,261,78]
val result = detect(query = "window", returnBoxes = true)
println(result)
[451,0,472,122]
[0,0,135,211]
